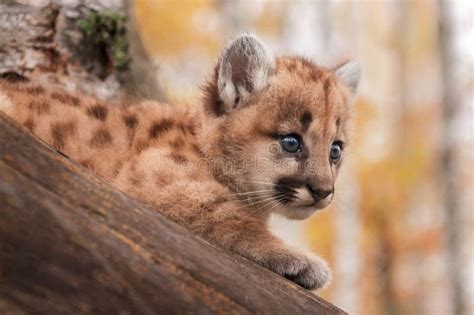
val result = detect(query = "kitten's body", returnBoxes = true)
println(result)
[0,35,360,290]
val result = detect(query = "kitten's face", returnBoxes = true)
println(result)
[202,36,359,220]
[215,58,353,219]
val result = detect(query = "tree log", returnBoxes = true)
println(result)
[0,113,345,314]
[0,1,164,101]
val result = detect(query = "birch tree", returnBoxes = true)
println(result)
[438,1,467,314]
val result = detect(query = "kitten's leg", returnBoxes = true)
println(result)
[200,203,332,290]
[118,178,331,290]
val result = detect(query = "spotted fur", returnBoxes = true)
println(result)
[0,35,360,291]
[87,103,108,121]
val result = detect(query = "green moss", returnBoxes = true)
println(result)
[78,9,130,71]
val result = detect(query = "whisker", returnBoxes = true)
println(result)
[267,199,283,212]
[238,194,277,204]
[247,200,278,216]
[260,193,286,208]
[223,191,279,208]
[226,192,276,201]
[257,197,283,212]
[226,189,276,196]
[246,194,282,213]
[237,180,280,187]
[247,195,278,207]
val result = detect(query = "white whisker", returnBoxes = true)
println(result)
[247,200,278,215]
[267,199,283,212]
[247,195,278,207]
[237,180,277,186]
[238,194,276,203]
[257,198,282,212]
[226,189,275,196]
[226,192,276,201]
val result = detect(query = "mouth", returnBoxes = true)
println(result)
[309,193,333,209]
[278,191,333,220]
[244,178,333,218]
[274,179,334,208]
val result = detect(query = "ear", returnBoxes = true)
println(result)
[333,60,361,95]
[217,34,274,111]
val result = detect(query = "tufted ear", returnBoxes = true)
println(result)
[217,34,274,111]
[333,60,361,95]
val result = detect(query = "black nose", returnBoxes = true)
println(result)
[307,185,333,201]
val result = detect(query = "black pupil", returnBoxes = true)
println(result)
[330,143,341,160]
[281,136,300,153]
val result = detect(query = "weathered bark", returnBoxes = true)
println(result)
[0,112,345,314]
[0,1,164,101]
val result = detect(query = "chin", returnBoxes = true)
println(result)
[275,205,318,220]
[274,201,332,220]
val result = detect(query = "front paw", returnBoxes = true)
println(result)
[263,251,331,290]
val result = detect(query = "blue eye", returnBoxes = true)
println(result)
[281,134,301,153]
[330,142,342,161]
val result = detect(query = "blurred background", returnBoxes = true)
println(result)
[131,1,473,314]
[2,0,471,314]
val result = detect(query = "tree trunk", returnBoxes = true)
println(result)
[0,0,164,101]
[330,3,362,314]
[438,1,466,314]
[122,1,165,101]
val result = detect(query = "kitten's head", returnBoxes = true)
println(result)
[200,34,360,220]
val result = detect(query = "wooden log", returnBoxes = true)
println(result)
[0,113,345,314]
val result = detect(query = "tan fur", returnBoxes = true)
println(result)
[0,36,359,290]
